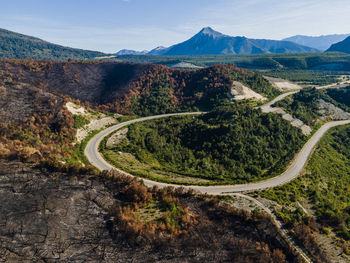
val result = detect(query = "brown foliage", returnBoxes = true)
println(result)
[292,222,330,263]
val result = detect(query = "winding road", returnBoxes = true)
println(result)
[85,111,350,194]
[84,82,350,263]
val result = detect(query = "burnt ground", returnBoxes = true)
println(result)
[0,160,300,263]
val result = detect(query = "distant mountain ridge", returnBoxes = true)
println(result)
[0,28,106,60]
[283,34,350,51]
[116,27,319,56]
[327,36,350,54]
[115,49,148,55]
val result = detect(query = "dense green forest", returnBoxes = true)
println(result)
[274,86,350,126]
[326,86,350,109]
[260,124,350,242]
[112,52,350,70]
[0,28,105,60]
[263,70,349,86]
[102,104,305,185]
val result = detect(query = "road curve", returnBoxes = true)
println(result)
[85,112,350,194]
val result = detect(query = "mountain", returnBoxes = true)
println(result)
[0,28,106,60]
[326,36,350,54]
[162,28,265,55]
[251,39,320,53]
[115,49,149,55]
[283,34,350,51]
[149,27,319,55]
[147,46,169,55]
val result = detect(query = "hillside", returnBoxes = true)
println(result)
[284,34,350,51]
[0,58,342,262]
[0,28,106,60]
[148,27,319,55]
[0,59,279,164]
[327,36,350,54]
[259,124,350,261]
[0,59,279,116]
[102,104,305,185]
[0,159,298,262]
[0,58,301,262]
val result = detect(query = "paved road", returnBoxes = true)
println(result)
[260,90,299,113]
[85,112,350,194]
[260,80,350,114]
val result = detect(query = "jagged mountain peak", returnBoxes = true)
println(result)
[197,27,225,38]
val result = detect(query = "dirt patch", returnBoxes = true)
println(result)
[77,117,117,143]
[170,62,203,69]
[231,81,266,101]
[65,102,86,115]
[318,99,350,120]
[264,76,302,91]
[65,102,118,143]
[106,128,128,148]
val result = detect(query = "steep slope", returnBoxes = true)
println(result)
[156,27,318,55]
[165,28,265,55]
[0,59,278,163]
[0,159,298,262]
[0,59,279,116]
[252,39,319,54]
[284,34,350,51]
[327,36,350,54]
[0,28,106,60]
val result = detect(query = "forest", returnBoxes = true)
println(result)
[263,70,349,86]
[114,52,350,71]
[0,28,105,60]
[104,103,305,184]
[114,63,280,115]
[0,59,278,117]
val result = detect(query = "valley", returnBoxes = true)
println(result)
[1,1,350,261]
[1,57,350,262]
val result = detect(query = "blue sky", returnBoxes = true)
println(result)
[0,0,349,53]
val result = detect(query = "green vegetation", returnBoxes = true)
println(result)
[263,70,349,86]
[126,65,280,116]
[274,88,324,126]
[73,114,90,129]
[131,75,179,115]
[113,52,350,70]
[135,197,186,231]
[326,86,350,110]
[102,103,305,185]
[274,86,350,127]
[66,129,102,167]
[160,198,186,230]
[0,28,105,60]
[260,124,350,241]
